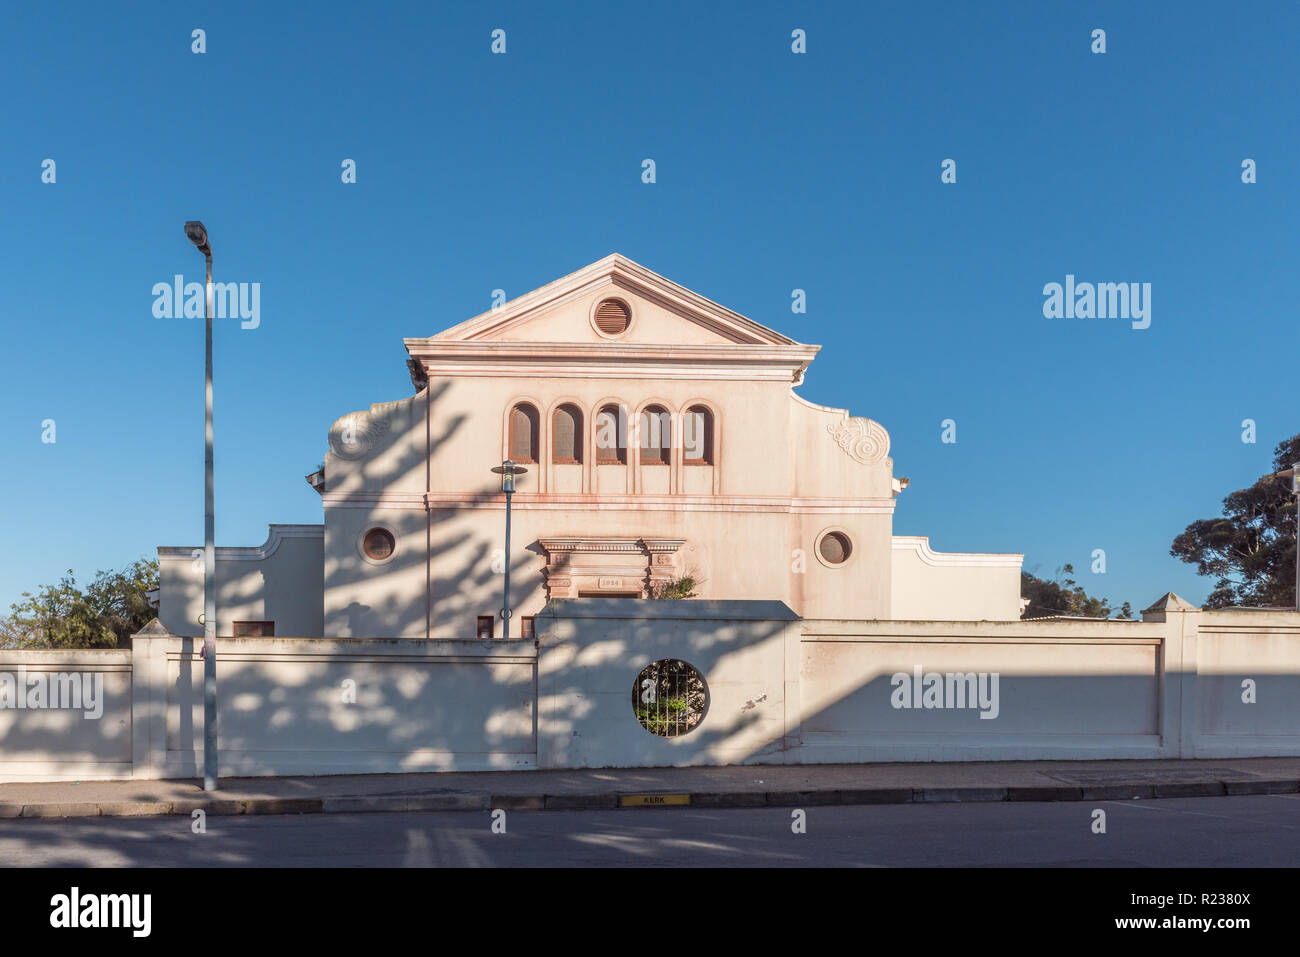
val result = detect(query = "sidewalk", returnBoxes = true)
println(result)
[2,756,1298,819]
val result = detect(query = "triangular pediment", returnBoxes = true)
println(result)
[421,254,800,347]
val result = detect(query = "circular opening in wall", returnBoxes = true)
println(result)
[362,527,396,561]
[593,298,632,336]
[818,531,852,565]
[632,659,709,737]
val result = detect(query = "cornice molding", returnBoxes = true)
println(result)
[322,491,896,515]
[403,340,819,383]
[538,537,685,555]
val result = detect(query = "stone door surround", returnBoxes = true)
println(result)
[538,537,685,599]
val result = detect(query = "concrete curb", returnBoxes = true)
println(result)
[171,799,246,815]
[544,793,619,810]
[1005,786,1085,802]
[322,795,487,813]
[918,787,1008,803]
[1224,779,1299,795]
[692,791,767,808]
[1081,785,1156,801]
[3,778,1295,820]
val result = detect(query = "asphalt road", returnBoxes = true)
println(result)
[2,794,1298,867]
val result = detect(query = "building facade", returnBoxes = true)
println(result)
[158,255,1022,638]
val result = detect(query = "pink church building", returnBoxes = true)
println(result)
[158,255,1022,638]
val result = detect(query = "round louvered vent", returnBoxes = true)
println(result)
[593,298,631,336]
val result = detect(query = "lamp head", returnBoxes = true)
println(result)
[184,221,211,256]
[490,459,529,492]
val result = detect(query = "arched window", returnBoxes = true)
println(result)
[509,403,538,463]
[683,406,714,465]
[553,404,582,464]
[640,406,671,466]
[594,404,625,464]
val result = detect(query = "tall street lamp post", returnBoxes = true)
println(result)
[490,460,528,638]
[184,220,219,791]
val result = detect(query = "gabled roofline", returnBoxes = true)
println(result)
[409,253,805,348]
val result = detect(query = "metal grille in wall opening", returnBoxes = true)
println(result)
[632,659,709,737]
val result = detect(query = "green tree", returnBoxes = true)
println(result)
[0,559,159,649]
[649,575,700,599]
[1021,564,1133,619]
[1170,434,1298,608]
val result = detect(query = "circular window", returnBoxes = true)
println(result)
[818,531,852,565]
[592,298,631,337]
[632,659,709,737]
[362,527,396,561]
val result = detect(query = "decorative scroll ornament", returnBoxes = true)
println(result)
[328,407,392,460]
[827,416,889,464]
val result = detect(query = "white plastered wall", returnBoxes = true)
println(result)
[890,536,1023,621]
[157,525,324,637]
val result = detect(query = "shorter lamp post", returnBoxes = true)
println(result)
[1278,463,1300,611]
[490,459,528,638]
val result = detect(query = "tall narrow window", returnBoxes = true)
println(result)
[552,405,582,464]
[509,403,538,463]
[595,404,626,464]
[640,406,671,465]
[477,616,495,640]
[683,406,714,465]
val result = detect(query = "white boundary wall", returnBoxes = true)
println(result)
[0,650,133,782]
[0,636,535,782]
[798,618,1166,762]
[535,598,1300,767]
[1,597,1298,781]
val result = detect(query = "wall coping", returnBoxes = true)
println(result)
[0,650,133,663]
[802,617,1164,640]
[892,535,1023,568]
[131,634,536,659]
[538,598,799,621]
[158,524,323,562]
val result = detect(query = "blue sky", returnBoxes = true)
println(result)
[1,0,1295,614]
